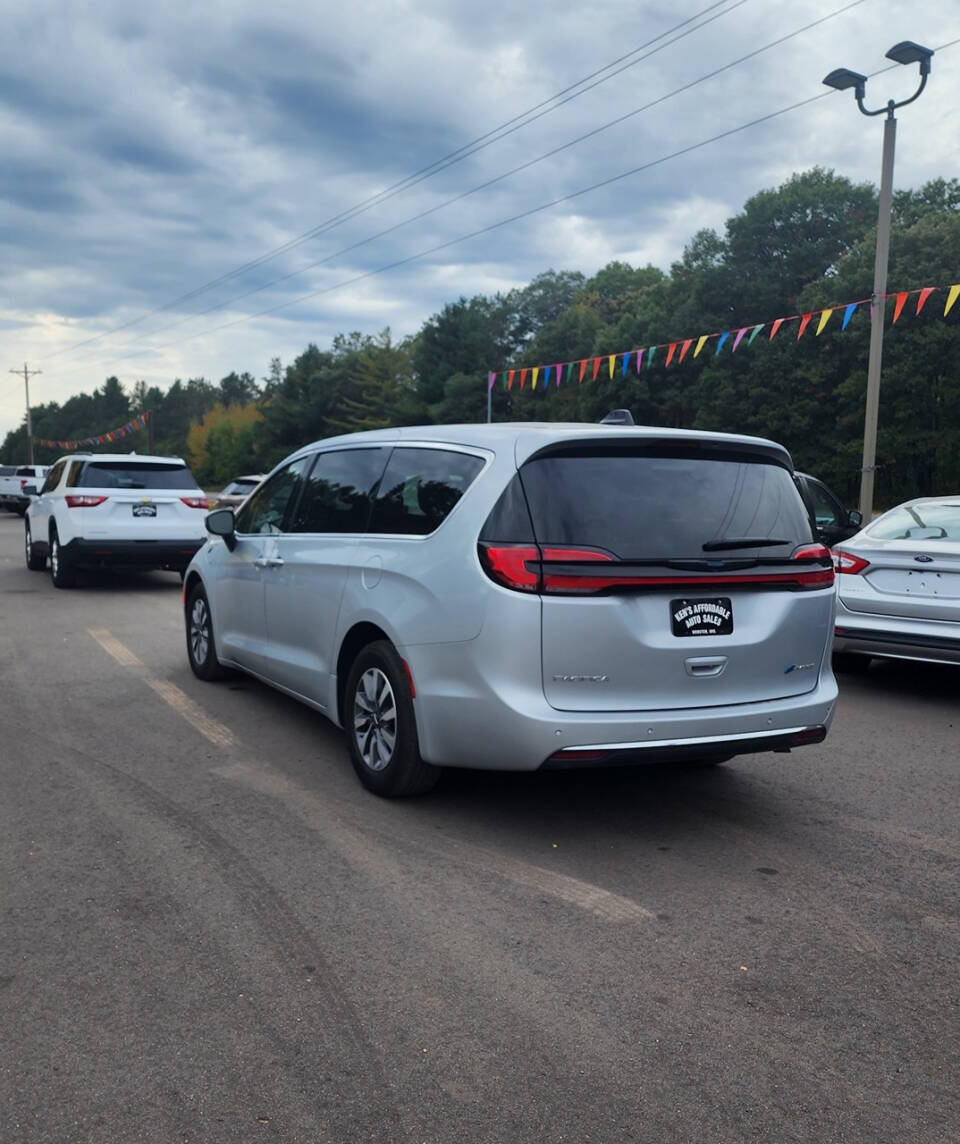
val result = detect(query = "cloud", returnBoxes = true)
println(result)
[2,0,957,436]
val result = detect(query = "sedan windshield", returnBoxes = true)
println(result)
[868,502,960,541]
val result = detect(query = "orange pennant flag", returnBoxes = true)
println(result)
[693,334,709,358]
[815,309,832,336]
[944,284,960,317]
[520,368,528,389]
[892,292,909,323]
[665,342,677,366]
[916,287,935,315]
[507,370,515,390]
[579,359,587,382]
[797,313,812,339]
[769,317,786,340]
[678,338,693,363]
[592,357,601,380]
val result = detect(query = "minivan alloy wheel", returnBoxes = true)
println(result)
[353,668,397,771]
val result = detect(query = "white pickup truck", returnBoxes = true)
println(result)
[0,464,49,515]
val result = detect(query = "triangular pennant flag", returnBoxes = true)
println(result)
[693,334,709,358]
[608,354,615,379]
[748,323,764,345]
[797,313,812,339]
[815,309,832,336]
[543,365,551,388]
[716,331,730,353]
[520,368,528,389]
[769,317,785,340]
[488,371,497,391]
[507,370,515,390]
[944,284,960,317]
[648,345,657,367]
[636,349,644,373]
[916,287,935,315]
[579,359,587,383]
[892,292,909,323]
[565,362,573,384]
[665,342,677,366]
[556,364,564,387]
[592,357,601,380]
[621,353,629,378]
[732,327,748,352]
[678,338,693,363]
[532,367,540,389]
[841,303,858,330]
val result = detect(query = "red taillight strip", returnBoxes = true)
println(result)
[181,496,214,509]
[542,568,834,592]
[65,495,107,508]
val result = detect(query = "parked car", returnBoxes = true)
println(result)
[0,464,48,515]
[794,472,863,546]
[214,474,265,509]
[183,423,838,796]
[833,495,960,670]
[25,453,211,587]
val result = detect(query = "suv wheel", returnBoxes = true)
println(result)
[25,521,46,571]
[49,528,77,588]
[186,584,228,680]
[344,641,440,797]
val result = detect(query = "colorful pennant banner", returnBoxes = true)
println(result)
[485,284,960,393]
[35,410,152,451]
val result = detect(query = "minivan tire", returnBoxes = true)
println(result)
[344,641,440,797]
[49,528,77,588]
[186,583,228,681]
[25,521,46,570]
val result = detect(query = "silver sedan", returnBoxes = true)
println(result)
[833,495,960,670]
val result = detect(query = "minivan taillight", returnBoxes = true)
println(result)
[832,549,870,575]
[65,495,107,508]
[478,544,541,592]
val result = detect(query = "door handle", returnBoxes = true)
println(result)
[253,557,270,568]
[685,656,727,678]
[253,557,284,568]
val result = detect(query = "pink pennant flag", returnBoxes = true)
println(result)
[769,318,786,340]
[555,364,563,387]
[732,326,749,352]
[678,339,693,364]
[797,313,812,340]
[665,342,677,366]
[635,349,644,373]
[916,287,935,315]
[487,371,496,391]
[892,292,909,323]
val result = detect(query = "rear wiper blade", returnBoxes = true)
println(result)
[702,537,791,551]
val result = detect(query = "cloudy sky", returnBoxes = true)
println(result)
[2,0,958,437]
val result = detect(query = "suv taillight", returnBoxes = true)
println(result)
[65,495,107,508]
[832,549,870,575]
[480,542,835,594]
[181,496,213,509]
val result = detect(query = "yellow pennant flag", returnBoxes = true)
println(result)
[608,354,615,379]
[693,334,709,358]
[945,284,960,317]
[532,367,539,389]
[816,309,833,336]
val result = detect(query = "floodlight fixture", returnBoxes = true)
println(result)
[822,67,867,97]
[885,40,934,73]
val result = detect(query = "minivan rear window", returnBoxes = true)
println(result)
[77,462,200,490]
[519,447,812,560]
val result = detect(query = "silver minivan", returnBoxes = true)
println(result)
[184,423,838,796]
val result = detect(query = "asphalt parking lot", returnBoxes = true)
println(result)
[1,511,957,1143]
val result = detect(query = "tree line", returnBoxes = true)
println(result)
[4,167,959,506]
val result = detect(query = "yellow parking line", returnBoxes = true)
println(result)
[88,628,143,667]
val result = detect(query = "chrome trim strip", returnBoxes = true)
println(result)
[562,725,815,753]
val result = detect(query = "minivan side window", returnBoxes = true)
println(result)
[368,448,484,536]
[235,458,310,535]
[289,448,387,534]
[42,461,67,493]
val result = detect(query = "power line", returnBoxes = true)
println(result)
[41,0,746,362]
[115,0,869,349]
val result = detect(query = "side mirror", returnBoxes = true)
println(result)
[205,507,237,550]
[22,484,38,496]
[847,510,864,528]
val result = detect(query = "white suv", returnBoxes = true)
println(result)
[25,453,211,587]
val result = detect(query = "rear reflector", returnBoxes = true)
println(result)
[546,749,610,762]
[65,495,108,508]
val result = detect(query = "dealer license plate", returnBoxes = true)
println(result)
[132,503,157,517]
[671,597,733,637]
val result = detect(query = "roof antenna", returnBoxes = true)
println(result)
[599,409,634,426]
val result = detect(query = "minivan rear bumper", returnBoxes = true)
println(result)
[405,638,837,770]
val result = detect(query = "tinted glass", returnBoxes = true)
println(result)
[519,447,812,559]
[77,462,200,490]
[804,480,841,528]
[222,479,258,496]
[369,448,485,535]
[290,448,387,534]
[236,458,309,535]
[66,461,84,488]
[42,461,67,493]
[0,466,15,477]
[868,502,960,541]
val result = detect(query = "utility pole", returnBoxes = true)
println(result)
[9,363,42,464]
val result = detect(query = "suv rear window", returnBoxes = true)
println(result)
[518,446,812,559]
[77,462,200,490]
